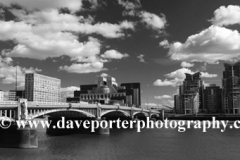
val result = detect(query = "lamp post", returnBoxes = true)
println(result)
[15,65,18,101]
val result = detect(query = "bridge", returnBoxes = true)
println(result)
[0,99,161,149]
[0,100,160,121]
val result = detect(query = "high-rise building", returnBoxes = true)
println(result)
[176,72,203,114]
[222,62,240,114]
[121,83,141,107]
[204,84,222,113]
[174,95,179,113]
[25,73,61,102]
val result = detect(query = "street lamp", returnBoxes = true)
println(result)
[15,65,18,101]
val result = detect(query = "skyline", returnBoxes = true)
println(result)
[1,0,240,107]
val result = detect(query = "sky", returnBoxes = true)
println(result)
[0,0,240,107]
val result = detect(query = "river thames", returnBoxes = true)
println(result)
[0,122,240,160]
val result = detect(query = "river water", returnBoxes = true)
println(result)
[0,122,240,160]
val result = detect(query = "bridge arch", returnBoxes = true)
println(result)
[29,109,95,119]
[150,113,160,118]
[100,110,130,117]
[132,111,148,117]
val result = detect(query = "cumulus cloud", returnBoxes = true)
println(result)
[165,68,217,79]
[117,0,166,32]
[169,25,240,63]
[180,62,194,68]
[0,0,83,12]
[159,39,170,48]
[153,68,217,87]
[153,79,181,87]
[0,7,132,74]
[211,5,240,26]
[101,50,129,59]
[100,73,109,77]
[59,62,107,74]
[154,95,172,99]
[167,5,240,64]
[117,0,141,11]
[140,11,166,31]
[137,54,145,63]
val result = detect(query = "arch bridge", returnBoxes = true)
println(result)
[0,100,160,121]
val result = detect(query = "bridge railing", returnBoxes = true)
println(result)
[0,101,18,104]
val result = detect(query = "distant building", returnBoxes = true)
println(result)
[222,62,240,114]
[204,84,222,113]
[0,90,4,101]
[7,90,25,101]
[25,73,61,102]
[68,76,141,107]
[121,83,141,107]
[175,72,203,114]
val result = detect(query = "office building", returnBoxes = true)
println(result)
[204,84,222,113]
[68,76,141,107]
[222,62,240,114]
[25,73,61,102]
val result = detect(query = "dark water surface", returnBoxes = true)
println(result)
[0,123,240,160]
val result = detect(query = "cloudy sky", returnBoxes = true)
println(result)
[0,0,240,107]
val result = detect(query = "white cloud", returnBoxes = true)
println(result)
[153,68,217,87]
[100,73,109,77]
[180,62,194,68]
[137,54,145,63]
[165,68,217,79]
[154,95,172,99]
[200,72,217,78]
[0,8,133,74]
[140,11,166,31]
[211,5,240,26]
[169,25,240,63]
[118,1,166,32]
[117,0,141,10]
[159,39,170,48]
[59,62,107,74]
[101,50,129,59]
[0,0,83,12]
[153,78,181,87]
